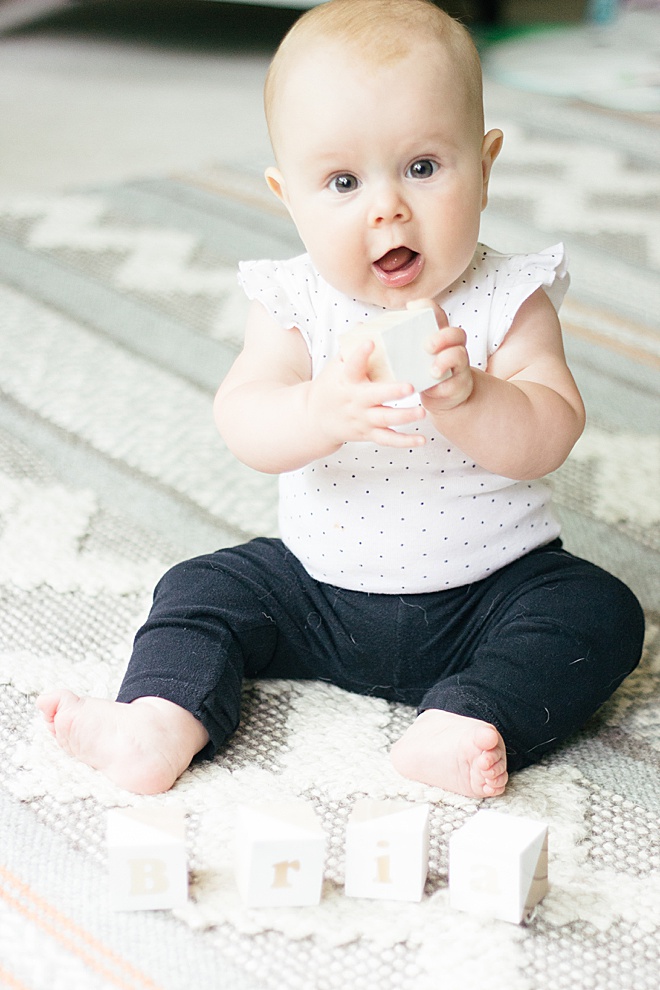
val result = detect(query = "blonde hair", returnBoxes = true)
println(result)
[264,0,484,152]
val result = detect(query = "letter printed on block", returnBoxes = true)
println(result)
[449,810,549,924]
[234,803,326,907]
[107,806,188,911]
[344,800,430,902]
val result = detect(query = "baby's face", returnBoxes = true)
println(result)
[266,42,501,309]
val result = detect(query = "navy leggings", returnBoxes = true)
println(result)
[117,537,644,772]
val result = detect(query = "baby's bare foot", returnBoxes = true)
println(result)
[390,709,508,798]
[36,689,209,795]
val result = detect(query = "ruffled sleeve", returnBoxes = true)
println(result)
[487,243,569,354]
[237,254,318,347]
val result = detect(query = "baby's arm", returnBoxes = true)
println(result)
[214,300,426,474]
[420,288,585,479]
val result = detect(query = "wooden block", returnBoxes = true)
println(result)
[344,800,430,902]
[235,803,326,907]
[449,810,549,924]
[107,807,188,911]
[339,307,450,392]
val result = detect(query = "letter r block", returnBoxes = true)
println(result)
[344,800,430,902]
[235,803,326,907]
[449,810,549,924]
[107,807,188,911]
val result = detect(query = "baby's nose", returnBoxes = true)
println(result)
[368,184,412,226]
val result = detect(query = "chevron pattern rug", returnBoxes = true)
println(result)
[0,79,659,990]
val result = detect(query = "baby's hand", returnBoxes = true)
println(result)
[308,340,426,449]
[407,299,474,410]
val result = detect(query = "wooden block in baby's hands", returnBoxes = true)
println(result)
[339,308,451,392]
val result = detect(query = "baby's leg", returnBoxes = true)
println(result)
[397,544,644,791]
[36,548,234,794]
[36,539,325,794]
[36,691,209,795]
[391,710,508,798]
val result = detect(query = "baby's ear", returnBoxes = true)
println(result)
[480,129,503,210]
[264,167,287,205]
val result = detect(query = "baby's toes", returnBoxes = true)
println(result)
[475,751,508,796]
[483,755,507,778]
[482,779,507,797]
[484,768,509,797]
[476,746,506,777]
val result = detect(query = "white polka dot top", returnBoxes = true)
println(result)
[238,243,569,594]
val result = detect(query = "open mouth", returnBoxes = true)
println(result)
[372,246,423,288]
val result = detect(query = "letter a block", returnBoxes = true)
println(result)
[107,807,188,911]
[235,803,326,908]
[339,308,450,393]
[344,800,430,902]
[449,810,549,924]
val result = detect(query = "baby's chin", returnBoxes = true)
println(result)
[350,280,443,313]
[319,273,429,311]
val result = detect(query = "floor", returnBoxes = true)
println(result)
[0,1,303,195]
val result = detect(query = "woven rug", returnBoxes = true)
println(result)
[1,78,659,990]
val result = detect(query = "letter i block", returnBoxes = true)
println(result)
[107,807,188,911]
[344,800,430,902]
[449,810,549,924]
[235,803,326,908]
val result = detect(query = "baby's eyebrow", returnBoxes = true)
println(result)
[306,149,354,168]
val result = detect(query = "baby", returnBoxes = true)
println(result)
[37,0,644,799]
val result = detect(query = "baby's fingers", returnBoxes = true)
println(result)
[365,401,426,446]
[370,428,427,448]
[342,344,418,401]
[341,339,377,383]
[430,343,470,381]
[425,324,467,356]
[372,401,426,428]
[365,379,418,405]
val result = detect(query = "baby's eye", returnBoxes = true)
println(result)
[330,173,360,194]
[407,159,438,180]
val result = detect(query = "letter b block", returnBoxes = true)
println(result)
[344,800,430,902]
[107,807,188,911]
[449,810,549,924]
[235,803,326,907]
